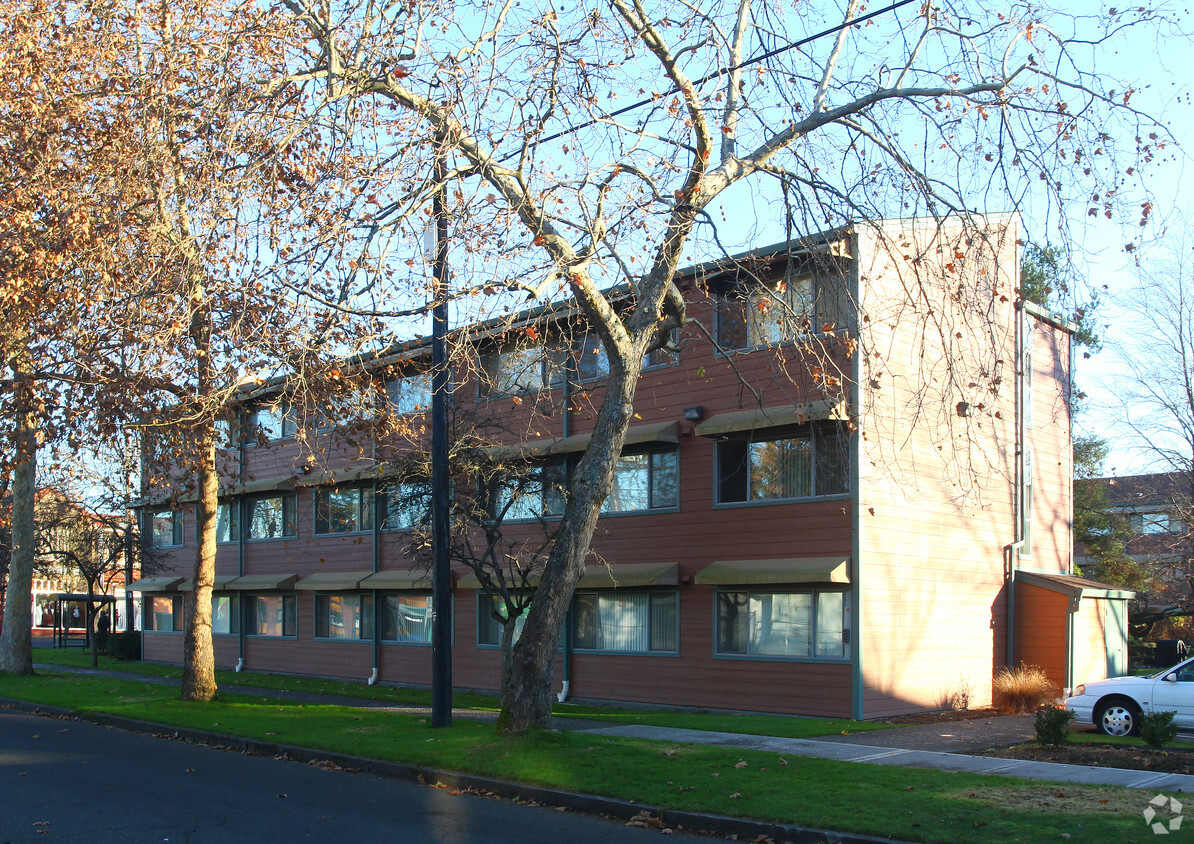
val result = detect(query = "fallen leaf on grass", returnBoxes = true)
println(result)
[729,792,742,799]
[734,761,748,769]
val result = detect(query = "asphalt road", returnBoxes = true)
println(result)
[0,708,710,844]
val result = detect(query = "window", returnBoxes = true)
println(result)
[315,487,374,534]
[1133,513,1183,535]
[572,591,677,653]
[215,502,239,544]
[246,494,297,540]
[572,333,609,383]
[716,589,849,659]
[315,593,374,640]
[643,328,680,370]
[603,449,678,514]
[382,593,434,644]
[247,402,297,443]
[145,595,182,631]
[715,263,848,351]
[479,344,558,397]
[244,594,297,637]
[386,372,433,416]
[493,463,567,522]
[212,594,239,635]
[717,423,848,503]
[380,482,431,531]
[148,509,183,548]
[477,594,530,647]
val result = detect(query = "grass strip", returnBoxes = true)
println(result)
[0,670,1174,844]
[32,649,884,739]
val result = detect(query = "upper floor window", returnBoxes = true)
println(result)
[1132,512,1185,535]
[315,486,374,535]
[386,372,433,416]
[603,449,679,514]
[148,509,183,548]
[480,344,552,397]
[643,329,680,370]
[572,334,610,383]
[716,423,848,504]
[714,262,849,351]
[492,463,567,522]
[215,502,239,544]
[247,401,297,443]
[379,482,431,531]
[246,493,297,540]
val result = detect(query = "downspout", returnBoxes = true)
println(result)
[848,230,864,721]
[557,363,573,703]
[1006,298,1028,669]
[235,410,246,673]
[370,472,381,685]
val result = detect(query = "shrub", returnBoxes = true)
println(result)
[1140,711,1179,749]
[993,663,1058,713]
[104,632,141,661]
[1034,705,1074,746]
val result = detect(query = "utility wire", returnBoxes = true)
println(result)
[501,0,921,160]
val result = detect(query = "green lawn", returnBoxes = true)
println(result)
[1,667,1177,843]
[32,649,884,739]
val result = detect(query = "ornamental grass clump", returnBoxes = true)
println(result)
[993,663,1059,714]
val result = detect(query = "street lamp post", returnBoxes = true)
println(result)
[430,132,452,728]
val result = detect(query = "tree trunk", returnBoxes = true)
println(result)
[181,433,218,700]
[0,361,38,675]
[497,355,642,732]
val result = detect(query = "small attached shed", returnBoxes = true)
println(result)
[1013,572,1134,695]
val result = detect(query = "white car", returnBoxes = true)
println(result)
[1066,657,1194,736]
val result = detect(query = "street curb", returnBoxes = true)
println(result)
[1,697,904,844]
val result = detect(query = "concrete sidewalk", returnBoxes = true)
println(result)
[34,663,1194,792]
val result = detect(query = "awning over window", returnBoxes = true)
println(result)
[224,477,297,496]
[483,420,681,461]
[358,569,442,590]
[294,571,373,591]
[223,574,299,591]
[126,576,185,592]
[695,557,850,585]
[577,562,679,588]
[295,464,375,488]
[694,400,846,437]
[457,570,543,590]
[177,576,237,591]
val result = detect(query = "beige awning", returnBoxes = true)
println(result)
[224,574,300,591]
[295,464,374,488]
[695,400,845,437]
[577,562,679,588]
[126,576,184,592]
[294,571,374,591]
[359,569,440,590]
[483,439,555,461]
[225,477,296,496]
[178,576,237,591]
[457,570,543,590]
[695,557,850,585]
[550,421,680,455]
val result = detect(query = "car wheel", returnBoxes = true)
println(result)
[1095,698,1140,737]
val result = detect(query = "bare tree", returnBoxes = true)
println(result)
[276,0,1175,730]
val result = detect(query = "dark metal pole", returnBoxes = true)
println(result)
[431,132,453,728]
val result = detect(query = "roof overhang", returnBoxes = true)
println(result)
[224,574,300,591]
[695,400,846,437]
[293,572,374,591]
[1015,571,1135,600]
[126,576,185,592]
[577,562,679,589]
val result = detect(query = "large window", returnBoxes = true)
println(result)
[212,594,240,635]
[380,483,431,531]
[477,595,530,647]
[148,510,183,548]
[316,487,374,534]
[715,264,849,351]
[247,402,297,443]
[572,591,677,653]
[493,463,567,522]
[603,449,678,514]
[145,595,182,631]
[315,593,374,640]
[246,494,297,540]
[716,590,849,659]
[382,593,434,644]
[245,594,297,637]
[717,424,848,503]
[386,372,433,416]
